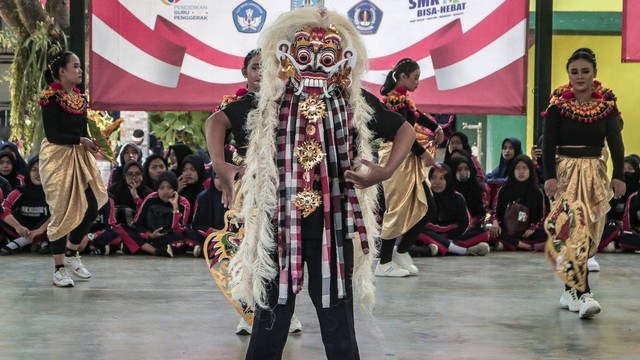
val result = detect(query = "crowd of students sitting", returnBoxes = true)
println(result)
[2,135,640,266]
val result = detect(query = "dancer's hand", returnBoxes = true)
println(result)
[345,159,389,189]
[544,179,557,199]
[611,178,626,199]
[214,162,242,208]
[434,127,444,146]
[80,137,99,154]
[420,151,435,168]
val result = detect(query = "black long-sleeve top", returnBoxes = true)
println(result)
[389,101,438,157]
[543,105,624,181]
[40,89,89,145]
[426,193,469,239]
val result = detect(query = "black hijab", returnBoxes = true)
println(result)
[179,154,206,213]
[428,164,458,223]
[0,150,20,189]
[488,137,523,179]
[0,142,27,175]
[500,155,542,221]
[449,155,485,219]
[156,171,179,193]
[143,154,168,189]
[168,144,193,176]
[444,132,472,165]
[19,155,46,203]
[108,161,152,208]
[623,156,640,198]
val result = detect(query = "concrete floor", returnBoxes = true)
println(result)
[1,252,639,360]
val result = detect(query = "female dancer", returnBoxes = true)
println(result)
[543,49,625,319]
[377,57,441,276]
[38,50,108,287]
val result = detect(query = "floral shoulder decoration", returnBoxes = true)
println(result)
[383,87,420,119]
[544,80,617,123]
[37,82,88,115]
[217,87,249,111]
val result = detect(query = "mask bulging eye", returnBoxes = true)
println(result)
[296,48,311,65]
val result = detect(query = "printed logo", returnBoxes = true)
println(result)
[291,0,325,10]
[408,0,468,23]
[232,0,267,34]
[160,0,180,5]
[347,1,383,35]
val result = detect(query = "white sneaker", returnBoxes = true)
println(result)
[193,245,202,258]
[466,242,491,256]
[375,261,410,277]
[587,257,600,272]
[559,288,580,312]
[392,247,419,274]
[428,243,439,256]
[235,317,252,335]
[53,267,74,287]
[64,255,91,279]
[289,313,302,334]
[578,293,601,319]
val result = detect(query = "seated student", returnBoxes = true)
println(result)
[0,156,50,254]
[449,154,487,227]
[607,156,640,252]
[0,150,24,190]
[85,198,122,256]
[167,143,193,175]
[143,154,168,190]
[119,171,192,257]
[485,137,523,209]
[177,154,206,224]
[108,161,152,226]
[490,155,548,251]
[0,141,28,175]
[189,170,226,254]
[0,174,11,203]
[109,143,143,187]
[444,132,486,181]
[413,164,490,257]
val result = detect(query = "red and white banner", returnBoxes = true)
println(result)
[622,0,640,62]
[90,0,528,114]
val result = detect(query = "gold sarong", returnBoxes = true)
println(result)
[378,141,428,240]
[544,156,612,291]
[40,140,108,241]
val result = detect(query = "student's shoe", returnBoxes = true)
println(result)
[1,245,15,255]
[578,293,601,319]
[64,255,91,279]
[602,242,616,253]
[235,318,252,335]
[39,242,50,254]
[289,313,302,334]
[155,244,174,258]
[375,261,410,277]
[53,267,74,287]
[392,247,419,274]
[559,288,580,312]
[587,257,600,272]
[466,242,490,256]
[428,243,439,256]
[193,245,203,258]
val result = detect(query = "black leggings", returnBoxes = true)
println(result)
[51,187,99,255]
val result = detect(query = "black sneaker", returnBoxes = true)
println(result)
[39,242,51,254]
[155,245,174,258]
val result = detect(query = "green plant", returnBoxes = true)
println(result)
[148,111,209,152]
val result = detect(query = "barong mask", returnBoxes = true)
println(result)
[277,25,356,97]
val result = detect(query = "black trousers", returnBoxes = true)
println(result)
[246,238,359,360]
